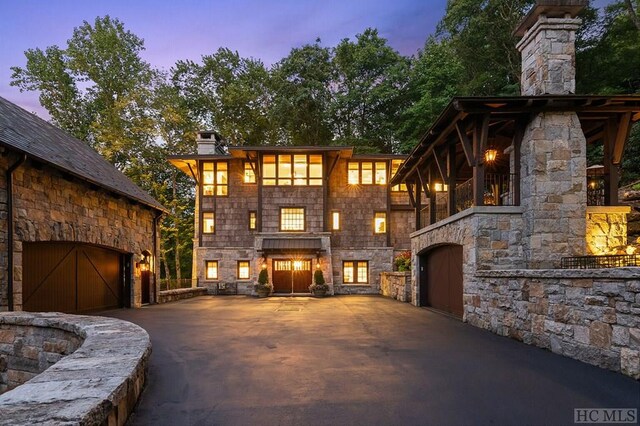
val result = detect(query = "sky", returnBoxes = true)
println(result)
[0,0,615,119]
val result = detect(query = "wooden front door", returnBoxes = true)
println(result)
[272,260,312,293]
[422,245,464,318]
[23,242,126,313]
[141,270,151,304]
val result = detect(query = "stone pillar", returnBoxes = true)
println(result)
[515,1,588,268]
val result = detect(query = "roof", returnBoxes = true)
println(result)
[227,145,353,159]
[260,238,323,254]
[0,96,165,212]
[390,95,640,186]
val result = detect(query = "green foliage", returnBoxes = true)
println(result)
[313,269,326,286]
[394,251,412,272]
[258,268,270,286]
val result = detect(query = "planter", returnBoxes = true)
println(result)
[311,287,328,297]
[255,286,271,298]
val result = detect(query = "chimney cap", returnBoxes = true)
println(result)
[197,130,223,142]
[514,0,587,37]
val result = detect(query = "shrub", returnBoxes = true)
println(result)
[394,251,412,272]
[314,269,325,285]
[258,268,269,285]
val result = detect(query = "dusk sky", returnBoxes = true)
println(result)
[1,0,615,119]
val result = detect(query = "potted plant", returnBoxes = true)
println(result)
[309,269,329,297]
[254,268,272,298]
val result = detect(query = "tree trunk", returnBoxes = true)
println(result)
[160,244,171,283]
[626,0,640,31]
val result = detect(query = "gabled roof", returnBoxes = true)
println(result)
[0,96,165,212]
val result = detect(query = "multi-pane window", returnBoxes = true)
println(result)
[280,207,305,231]
[203,212,215,234]
[249,211,257,230]
[347,161,386,185]
[331,211,340,231]
[237,261,250,280]
[262,154,322,186]
[202,162,228,196]
[205,261,218,280]
[374,212,387,234]
[343,261,368,284]
[391,159,408,192]
[244,162,256,184]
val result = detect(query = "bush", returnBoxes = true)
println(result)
[258,268,269,285]
[394,251,412,272]
[314,269,325,285]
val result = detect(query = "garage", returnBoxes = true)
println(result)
[22,242,129,313]
[419,245,463,318]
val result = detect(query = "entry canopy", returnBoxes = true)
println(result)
[260,238,323,255]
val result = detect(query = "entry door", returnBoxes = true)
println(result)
[272,260,312,293]
[423,245,464,318]
[141,270,151,304]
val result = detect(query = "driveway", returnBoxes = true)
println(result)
[105,296,640,426]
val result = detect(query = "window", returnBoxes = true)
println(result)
[244,162,256,183]
[391,159,408,192]
[237,261,250,280]
[262,154,322,186]
[374,212,386,234]
[205,261,218,280]
[347,161,387,185]
[280,207,305,231]
[343,261,368,284]
[331,211,340,231]
[202,162,228,196]
[249,211,257,230]
[203,212,215,234]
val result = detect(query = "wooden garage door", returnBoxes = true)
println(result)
[23,242,126,313]
[423,245,464,318]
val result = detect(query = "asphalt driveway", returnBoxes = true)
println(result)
[105,296,640,426]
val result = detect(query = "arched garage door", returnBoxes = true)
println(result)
[419,245,463,318]
[23,242,129,313]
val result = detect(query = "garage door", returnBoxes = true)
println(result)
[23,242,127,313]
[420,245,463,318]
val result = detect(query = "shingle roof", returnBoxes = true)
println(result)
[0,96,165,212]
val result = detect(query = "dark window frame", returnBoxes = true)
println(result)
[237,260,251,280]
[373,211,387,235]
[243,161,257,184]
[262,154,323,187]
[205,260,219,280]
[347,160,388,185]
[248,210,257,230]
[201,161,229,197]
[202,211,215,234]
[342,260,369,284]
[331,210,341,231]
[279,206,306,232]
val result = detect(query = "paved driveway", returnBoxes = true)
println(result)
[105,296,639,426]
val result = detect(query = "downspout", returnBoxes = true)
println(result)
[6,154,27,311]
[152,210,163,303]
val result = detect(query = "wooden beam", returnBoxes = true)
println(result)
[429,166,437,225]
[604,119,619,205]
[613,112,632,165]
[473,115,490,206]
[415,179,422,231]
[456,122,475,167]
[417,167,430,201]
[448,142,457,216]
[406,180,416,208]
[433,149,448,182]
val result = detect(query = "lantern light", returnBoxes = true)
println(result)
[484,148,498,164]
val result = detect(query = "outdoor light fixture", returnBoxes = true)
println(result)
[433,182,448,192]
[138,250,151,272]
[262,262,267,270]
[484,148,498,164]
[316,261,321,270]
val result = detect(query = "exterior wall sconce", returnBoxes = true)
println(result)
[484,148,498,164]
[433,182,449,192]
[137,249,151,272]
[262,262,267,270]
[316,261,321,270]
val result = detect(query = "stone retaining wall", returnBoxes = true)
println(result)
[466,269,640,379]
[380,272,411,303]
[158,287,208,304]
[0,312,151,425]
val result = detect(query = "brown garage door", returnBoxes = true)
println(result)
[23,242,127,313]
[272,260,312,293]
[422,245,463,318]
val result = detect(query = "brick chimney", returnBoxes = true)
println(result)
[196,131,226,155]
[515,0,587,95]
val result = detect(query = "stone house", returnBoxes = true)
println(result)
[0,96,165,313]
[170,140,412,295]
[391,0,640,378]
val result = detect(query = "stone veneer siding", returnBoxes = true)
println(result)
[466,269,640,379]
[585,206,631,255]
[0,156,159,310]
[380,272,411,303]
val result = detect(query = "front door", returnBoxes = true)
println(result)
[272,260,312,293]
[141,270,151,304]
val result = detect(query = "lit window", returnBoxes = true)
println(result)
[249,211,257,230]
[331,211,340,231]
[263,154,323,186]
[391,159,407,192]
[374,212,386,234]
[293,155,307,185]
[361,162,373,184]
[278,154,292,185]
[263,155,276,186]
[203,212,215,234]
[202,162,228,196]
[343,261,368,284]
[348,162,360,185]
[205,261,218,280]
[375,162,387,185]
[280,207,305,231]
[244,162,256,183]
[309,155,323,185]
[237,261,250,280]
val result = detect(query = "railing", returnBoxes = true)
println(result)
[420,206,430,229]
[159,278,196,291]
[456,178,474,213]
[561,254,639,269]
[587,183,605,206]
[484,173,517,206]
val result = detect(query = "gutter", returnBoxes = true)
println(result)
[6,154,27,311]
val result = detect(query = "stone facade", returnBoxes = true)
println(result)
[0,155,160,310]
[585,206,632,255]
[380,272,411,303]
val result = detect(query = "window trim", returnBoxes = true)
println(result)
[248,210,257,231]
[342,260,369,284]
[205,260,219,280]
[390,159,407,192]
[237,260,251,280]
[202,211,215,234]
[262,154,323,187]
[374,211,387,235]
[201,161,229,197]
[347,161,387,185]
[279,206,306,232]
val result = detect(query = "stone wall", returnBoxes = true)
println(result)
[466,269,640,379]
[332,248,393,294]
[585,206,631,255]
[196,247,257,295]
[380,272,411,303]
[0,155,159,310]
[0,324,82,393]
[262,185,324,233]
[157,288,208,304]
[620,184,640,244]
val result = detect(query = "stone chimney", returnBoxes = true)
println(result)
[196,131,226,155]
[515,0,587,95]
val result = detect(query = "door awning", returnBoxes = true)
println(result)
[260,238,323,254]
